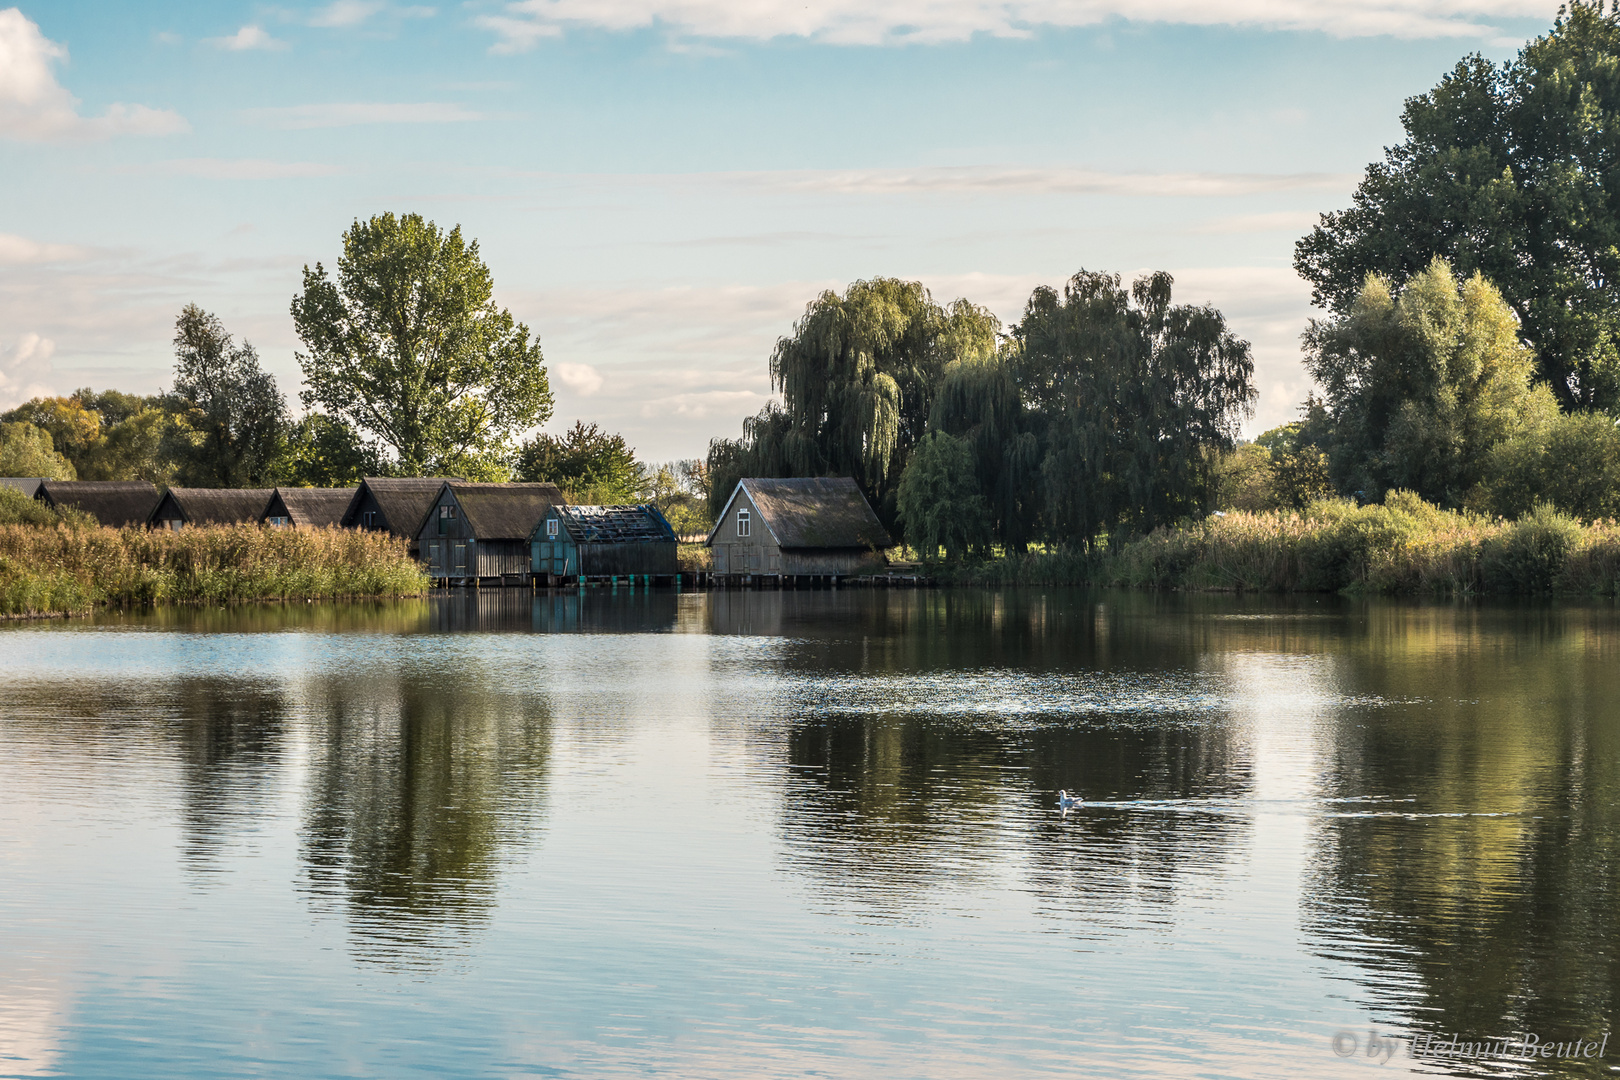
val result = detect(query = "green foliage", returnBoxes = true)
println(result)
[0,422,75,480]
[280,413,385,487]
[896,431,991,561]
[292,212,553,477]
[164,305,289,487]
[514,420,646,503]
[1295,1,1620,409]
[0,396,100,474]
[647,459,710,536]
[1305,258,1556,506]
[713,281,999,526]
[1476,411,1620,520]
[929,352,1040,551]
[1016,270,1255,546]
[0,485,62,524]
[2,390,176,483]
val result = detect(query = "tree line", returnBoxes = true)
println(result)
[710,1,1620,558]
[0,211,712,533]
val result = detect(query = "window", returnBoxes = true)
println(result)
[737,508,750,537]
[268,516,290,527]
[438,504,458,535]
[546,517,559,538]
[361,511,377,529]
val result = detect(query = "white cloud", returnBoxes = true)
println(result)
[152,158,345,179]
[210,25,286,51]
[553,361,604,395]
[310,1,436,26]
[0,8,188,141]
[243,102,482,128]
[476,0,1559,49]
[0,234,91,265]
[310,1,386,26]
[474,14,562,53]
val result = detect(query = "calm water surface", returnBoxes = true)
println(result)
[1,589,1617,1079]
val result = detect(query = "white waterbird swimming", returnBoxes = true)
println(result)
[1057,789,1080,810]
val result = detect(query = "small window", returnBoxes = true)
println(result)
[546,517,559,538]
[438,503,457,536]
[737,508,750,538]
[361,511,376,528]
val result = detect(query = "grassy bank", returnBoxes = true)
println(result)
[0,524,428,617]
[931,493,1620,597]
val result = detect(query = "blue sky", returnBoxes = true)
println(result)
[0,1,1559,461]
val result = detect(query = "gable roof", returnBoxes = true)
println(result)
[0,477,44,498]
[708,477,892,549]
[264,487,354,528]
[38,480,160,527]
[442,482,566,541]
[151,487,274,526]
[343,477,463,535]
[543,504,676,545]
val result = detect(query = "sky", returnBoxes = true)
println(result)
[0,0,1563,463]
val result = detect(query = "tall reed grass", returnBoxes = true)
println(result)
[934,492,1620,596]
[0,523,428,617]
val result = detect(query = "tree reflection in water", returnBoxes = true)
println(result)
[1302,604,1620,1072]
[296,667,553,968]
[714,589,1257,927]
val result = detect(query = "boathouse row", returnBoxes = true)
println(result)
[532,504,678,581]
[707,477,892,578]
[419,481,566,582]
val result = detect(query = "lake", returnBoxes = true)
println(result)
[1,588,1616,1079]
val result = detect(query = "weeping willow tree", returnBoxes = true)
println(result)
[1016,270,1255,547]
[707,279,1000,523]
[927,349,1041,553]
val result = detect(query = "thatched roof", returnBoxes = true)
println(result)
[344,477,462,535]
[152,487,274,526]
[264,487,354,528]
[39,480,160,527]
[446,482,566,541]
[546,504,676,545]
[710,477,893,549]
[0,477,43,498]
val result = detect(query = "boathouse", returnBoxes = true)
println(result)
[532,504,677,582]
[38,480,160,527]
[262,487,354,529]
[707,477,892,578]
[419,481,566,583]
[340,477,463,554]
[148,487,274,530]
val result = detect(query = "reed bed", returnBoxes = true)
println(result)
[0,523,428,617]
[930,492,1620,596]
[1106,493,1620,596]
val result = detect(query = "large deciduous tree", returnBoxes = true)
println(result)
[291,212,553,479]
[1296,1,1620,410]
[1015,270,1255,546]
[1305,258,1558,507]
[163,305,289,487]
